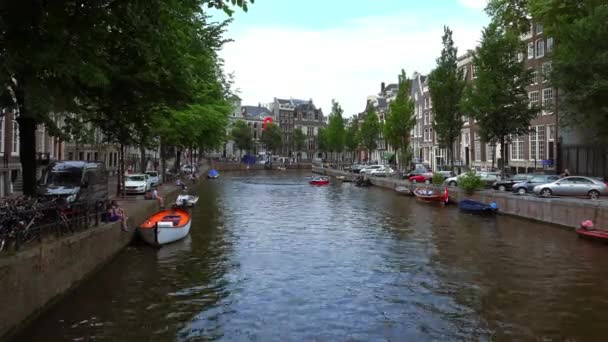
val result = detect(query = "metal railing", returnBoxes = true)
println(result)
[0,198,103,253]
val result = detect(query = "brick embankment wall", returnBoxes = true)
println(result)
[0,164,209,338]
[313,166,608,229]
[212,161,312,172]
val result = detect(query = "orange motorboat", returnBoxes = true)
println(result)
[138,207,192,246]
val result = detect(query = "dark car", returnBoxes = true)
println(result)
[492,173,534,191]
[511,174,561,195]
[38,161,109,209]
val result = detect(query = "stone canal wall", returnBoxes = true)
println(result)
[0,165,209,338]
[313,166,608,229]
[211,161,312,172]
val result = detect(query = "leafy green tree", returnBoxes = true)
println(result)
[232,120,253,154]
[359,106,381,163]
[345,119,360,163]
[326,100,346,161]
[428,27,466,170]
[293,128,306,160]
[461,20,539,174]
[0,0,250,195]
[488,0,608,143]
[384,70,416,170]
[261,123,282,154]
[317,127,328,159]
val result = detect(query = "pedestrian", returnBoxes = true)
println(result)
[107,200,129,231]
[151,188,164,209]
[561,169,570,177]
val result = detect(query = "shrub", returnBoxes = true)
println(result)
[432,173,445,185]
[458,171,484,194]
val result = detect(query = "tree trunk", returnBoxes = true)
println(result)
[118,144,126,197]
[175,148,182,173]
[500,137,506,175]
[140,144,146,173]
[190,146,194,173]
[14,85,38,196]
[160,138,166,185]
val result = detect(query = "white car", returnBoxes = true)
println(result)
[359,165,383,174]
[370,166,395,177]
[145,171,161,186]
[181,164,197,174]
[124,174,152,194]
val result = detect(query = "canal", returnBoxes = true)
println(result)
[14,171,608,341]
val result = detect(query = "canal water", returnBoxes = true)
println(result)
[14,171,608,341]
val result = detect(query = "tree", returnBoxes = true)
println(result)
[428,27,466,170]
[231,120,253,154]
[0,0,250,195]
[384,70,416,170]
[261,123,282,154]
[359,106,381,163]
[345,119,360,163]
[461,20,539,174]
[488,0,608,143]
[326,100,346,162]
[317,127,328,159]
[293,128,306,160]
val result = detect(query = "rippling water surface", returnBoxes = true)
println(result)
[15,171,608,341]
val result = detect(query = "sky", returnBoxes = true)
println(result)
[214,0,490,117]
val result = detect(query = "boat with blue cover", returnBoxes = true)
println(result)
[207,169,219,179]
[459,199,498,214]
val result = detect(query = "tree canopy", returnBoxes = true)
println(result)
[384,70,416,169]
[326,100,346,155]
[461,20,539,172]
[260,123,282,154]
[359,106,381,161]
[428,27,466,169]
[345,119,360,155]
[232,120,253,153]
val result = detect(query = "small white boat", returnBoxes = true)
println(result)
[175,194,199,207]
[277,166,286,171]
[138,208,192,246]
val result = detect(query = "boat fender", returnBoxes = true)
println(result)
[581,220,594,229]
[490,202,498,210]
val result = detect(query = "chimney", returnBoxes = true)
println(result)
[381,82,386,94]
[258,102,261,108]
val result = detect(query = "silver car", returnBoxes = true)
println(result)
[533,176,608,199]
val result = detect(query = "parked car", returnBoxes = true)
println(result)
[437,170,455,178]
[533,176,608,199]
[181,164,197,173]
[512,174,561,195]
[492,173,534,191]
[408,173,432,184]
[124,174,152,194]
[350,164,365,173]
[370,166,395,177]
[359,165,383,174]
[444,172,501,187]
[145,171,161,187]
[403,165,429,179]
[38,160,109,209]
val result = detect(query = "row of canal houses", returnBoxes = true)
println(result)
[354,21,563,175]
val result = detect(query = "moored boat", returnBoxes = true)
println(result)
[207,169,219,179]
[175,193,199,207]
[576,220,608,242]
[309,176,330,186]
[413,187,449,204]
[394,185,412,195]
[277,166,286,171]
[459,199,498,214]
[138,208,192,246]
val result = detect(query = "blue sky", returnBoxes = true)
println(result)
[215,0,490,116]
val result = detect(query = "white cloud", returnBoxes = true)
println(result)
[458,0,488,10]
[220,12,487,116]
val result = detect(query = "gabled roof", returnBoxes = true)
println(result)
[241,105,272,118]
[385,83,398,91]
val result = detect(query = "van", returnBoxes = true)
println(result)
[38,161,109,209]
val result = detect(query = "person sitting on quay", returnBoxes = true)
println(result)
[176,178,187,190]
[106,200,129,232]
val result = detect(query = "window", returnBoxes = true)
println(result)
[429,128,433,142]
[530,69,538,85]
[12,119,19,155]
[517,52,524,62]
[464,133,470,146]
[536,39,545,58]
[472,65,479,78]
[546,37,554,52]
[511,135,524,160]
[529,126,546,160]
[542,62,552,82]
[528,42,534,59]
[486,144,495,161]
[535,22,543,34]
[529,91,540,108]
[548,125,555,140]
[474,139,481,161]
[424,128,428,142]
[542,88,554,111]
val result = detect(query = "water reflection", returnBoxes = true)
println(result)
[14,170,608,341]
